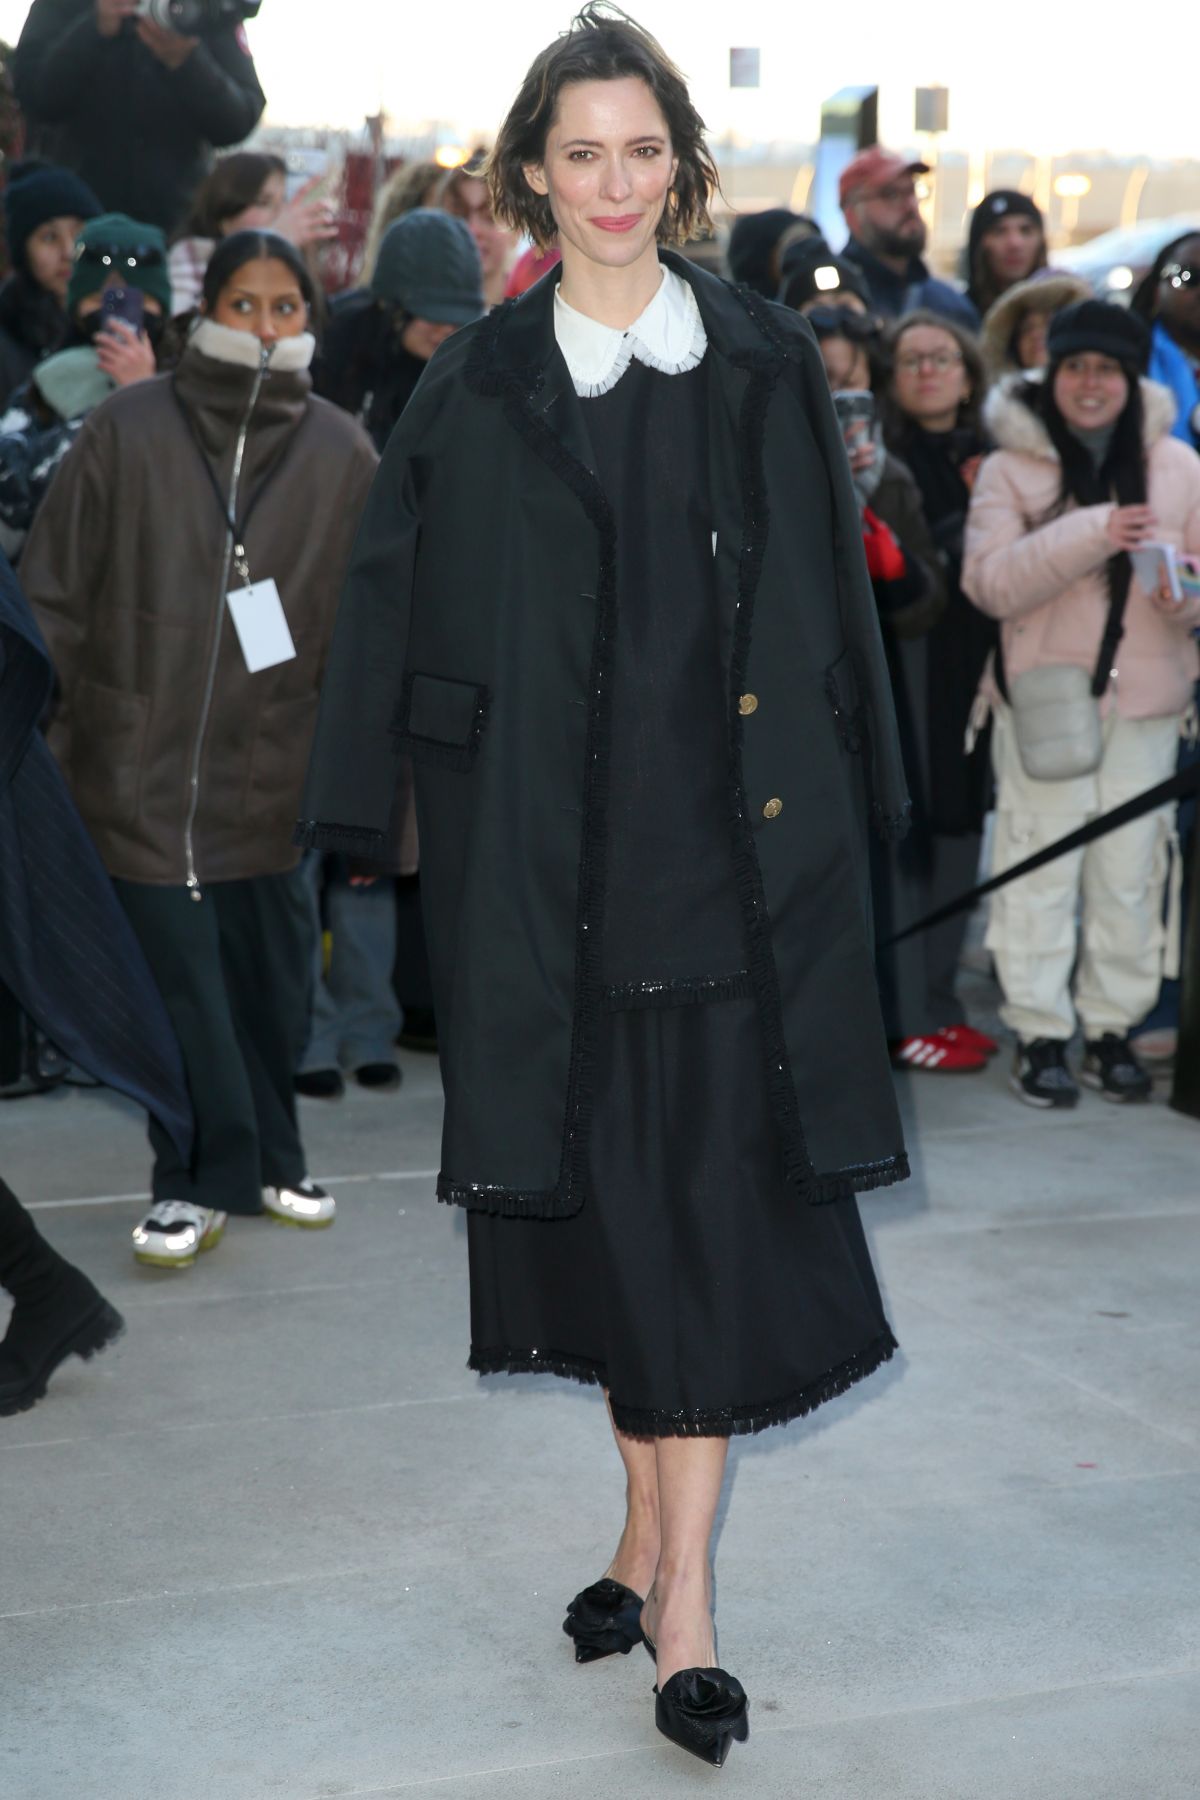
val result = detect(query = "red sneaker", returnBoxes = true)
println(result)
[939,1024,999,1057]
[892,1032,987,1073]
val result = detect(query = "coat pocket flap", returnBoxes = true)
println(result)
[392,671,491,770]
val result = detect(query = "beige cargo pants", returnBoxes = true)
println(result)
[987,704,1182,1043]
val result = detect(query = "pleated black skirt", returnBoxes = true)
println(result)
[467,996,897,1437]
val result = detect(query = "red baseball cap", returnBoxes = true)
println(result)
[839,148,930,208]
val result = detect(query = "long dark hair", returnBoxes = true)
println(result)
[1024,354,1146,625]
[179,152,288,242]
[201,230,318,317]
[1031,357,1146,515]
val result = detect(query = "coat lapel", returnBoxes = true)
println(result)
[464,267,597,483]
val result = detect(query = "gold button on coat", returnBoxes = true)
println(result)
[738,693,758,715]
[763,797,783,820]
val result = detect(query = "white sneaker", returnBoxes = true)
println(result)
[132,1200,226,1269]
[262,1179,336,1229]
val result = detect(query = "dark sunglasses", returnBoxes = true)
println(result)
[1160,262,1200,290]
[75,243,166,272]
[805,306,880,342]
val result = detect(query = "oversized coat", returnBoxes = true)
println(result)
[21,331,379,887]
[299,252,911,1218]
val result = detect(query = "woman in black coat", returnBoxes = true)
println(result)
[301,8,908,1767]
[886,310,998,1049]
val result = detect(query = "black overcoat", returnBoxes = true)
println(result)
[300,253,911,1217]
[0,557,192,1159]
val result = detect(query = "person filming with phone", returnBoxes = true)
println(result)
[13,0,266,235]
[963,300,1200,1109]
[0,212,170,559]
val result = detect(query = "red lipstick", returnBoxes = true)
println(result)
[592,215,641,233]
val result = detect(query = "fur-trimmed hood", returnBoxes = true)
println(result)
[983,369,1177,460]
[979,272,1091,381]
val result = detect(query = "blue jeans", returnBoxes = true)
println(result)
[300,852,401,1073]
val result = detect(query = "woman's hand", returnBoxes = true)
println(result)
[94,319,157,388]
[847,442,876,476]
[1107,504,1157,552]
[276,177,339,249]
[1153,554,1200,622]
[958,453,983,492]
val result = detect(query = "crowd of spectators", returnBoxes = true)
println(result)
[1,5,1198,1411]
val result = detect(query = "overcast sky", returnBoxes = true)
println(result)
[1,1,1195,161]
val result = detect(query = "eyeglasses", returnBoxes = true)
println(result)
[806,306,880,342]
[75,243,166,271]
[856,181,928,207]
[1161,262,1200,290]
[895,349,964,373]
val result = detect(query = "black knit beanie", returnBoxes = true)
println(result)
[967,190,1044,269]
[1047,299,1150,371]
[727,208,798,297]
[4,161,102,273]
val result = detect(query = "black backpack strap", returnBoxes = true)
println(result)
[1091,553,1132,698]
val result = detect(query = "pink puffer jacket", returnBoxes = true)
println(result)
[963,375,1200,719]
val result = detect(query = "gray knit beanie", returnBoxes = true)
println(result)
[371,209,484,323]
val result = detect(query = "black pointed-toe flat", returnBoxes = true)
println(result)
[654,1666,749,1767]
[562,1578,645,1663]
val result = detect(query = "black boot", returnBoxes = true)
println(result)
[0,1178,124,1416]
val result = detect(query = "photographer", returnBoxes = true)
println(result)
[14,0,266,235]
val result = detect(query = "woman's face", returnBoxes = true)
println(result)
[208,256,308,343]
[221,170,287,237]
[892,322,970,429]
[1015,309,1050,370]
[818,334,870,393]
[523,76,678,277]
[26,215,88,301]
[982,214,1043,287]
[442,174,509,278]
[1053,352,1129,432]
[400,315,458,362]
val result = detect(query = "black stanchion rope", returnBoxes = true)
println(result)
[882,761,1200,948]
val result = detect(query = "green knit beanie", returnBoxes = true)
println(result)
[66,213,172,317]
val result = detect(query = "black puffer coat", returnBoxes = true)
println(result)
[300,254,911,1217]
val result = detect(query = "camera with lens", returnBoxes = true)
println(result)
[135,0,262,36]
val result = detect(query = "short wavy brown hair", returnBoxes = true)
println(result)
[485,5,719,252]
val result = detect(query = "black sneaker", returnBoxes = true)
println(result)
[1080,1034,1153,1103]
[1012,1038,1079,1109]
[354,1061,402,1091]
[295,1069,345,1100]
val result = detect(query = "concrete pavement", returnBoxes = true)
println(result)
[2,980,1198,1798]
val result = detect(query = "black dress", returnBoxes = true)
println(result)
[467,355,896,1436]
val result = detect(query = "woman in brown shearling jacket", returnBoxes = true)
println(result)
[22,229,378,1267]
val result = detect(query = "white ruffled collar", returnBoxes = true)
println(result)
[553,266,706,397]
